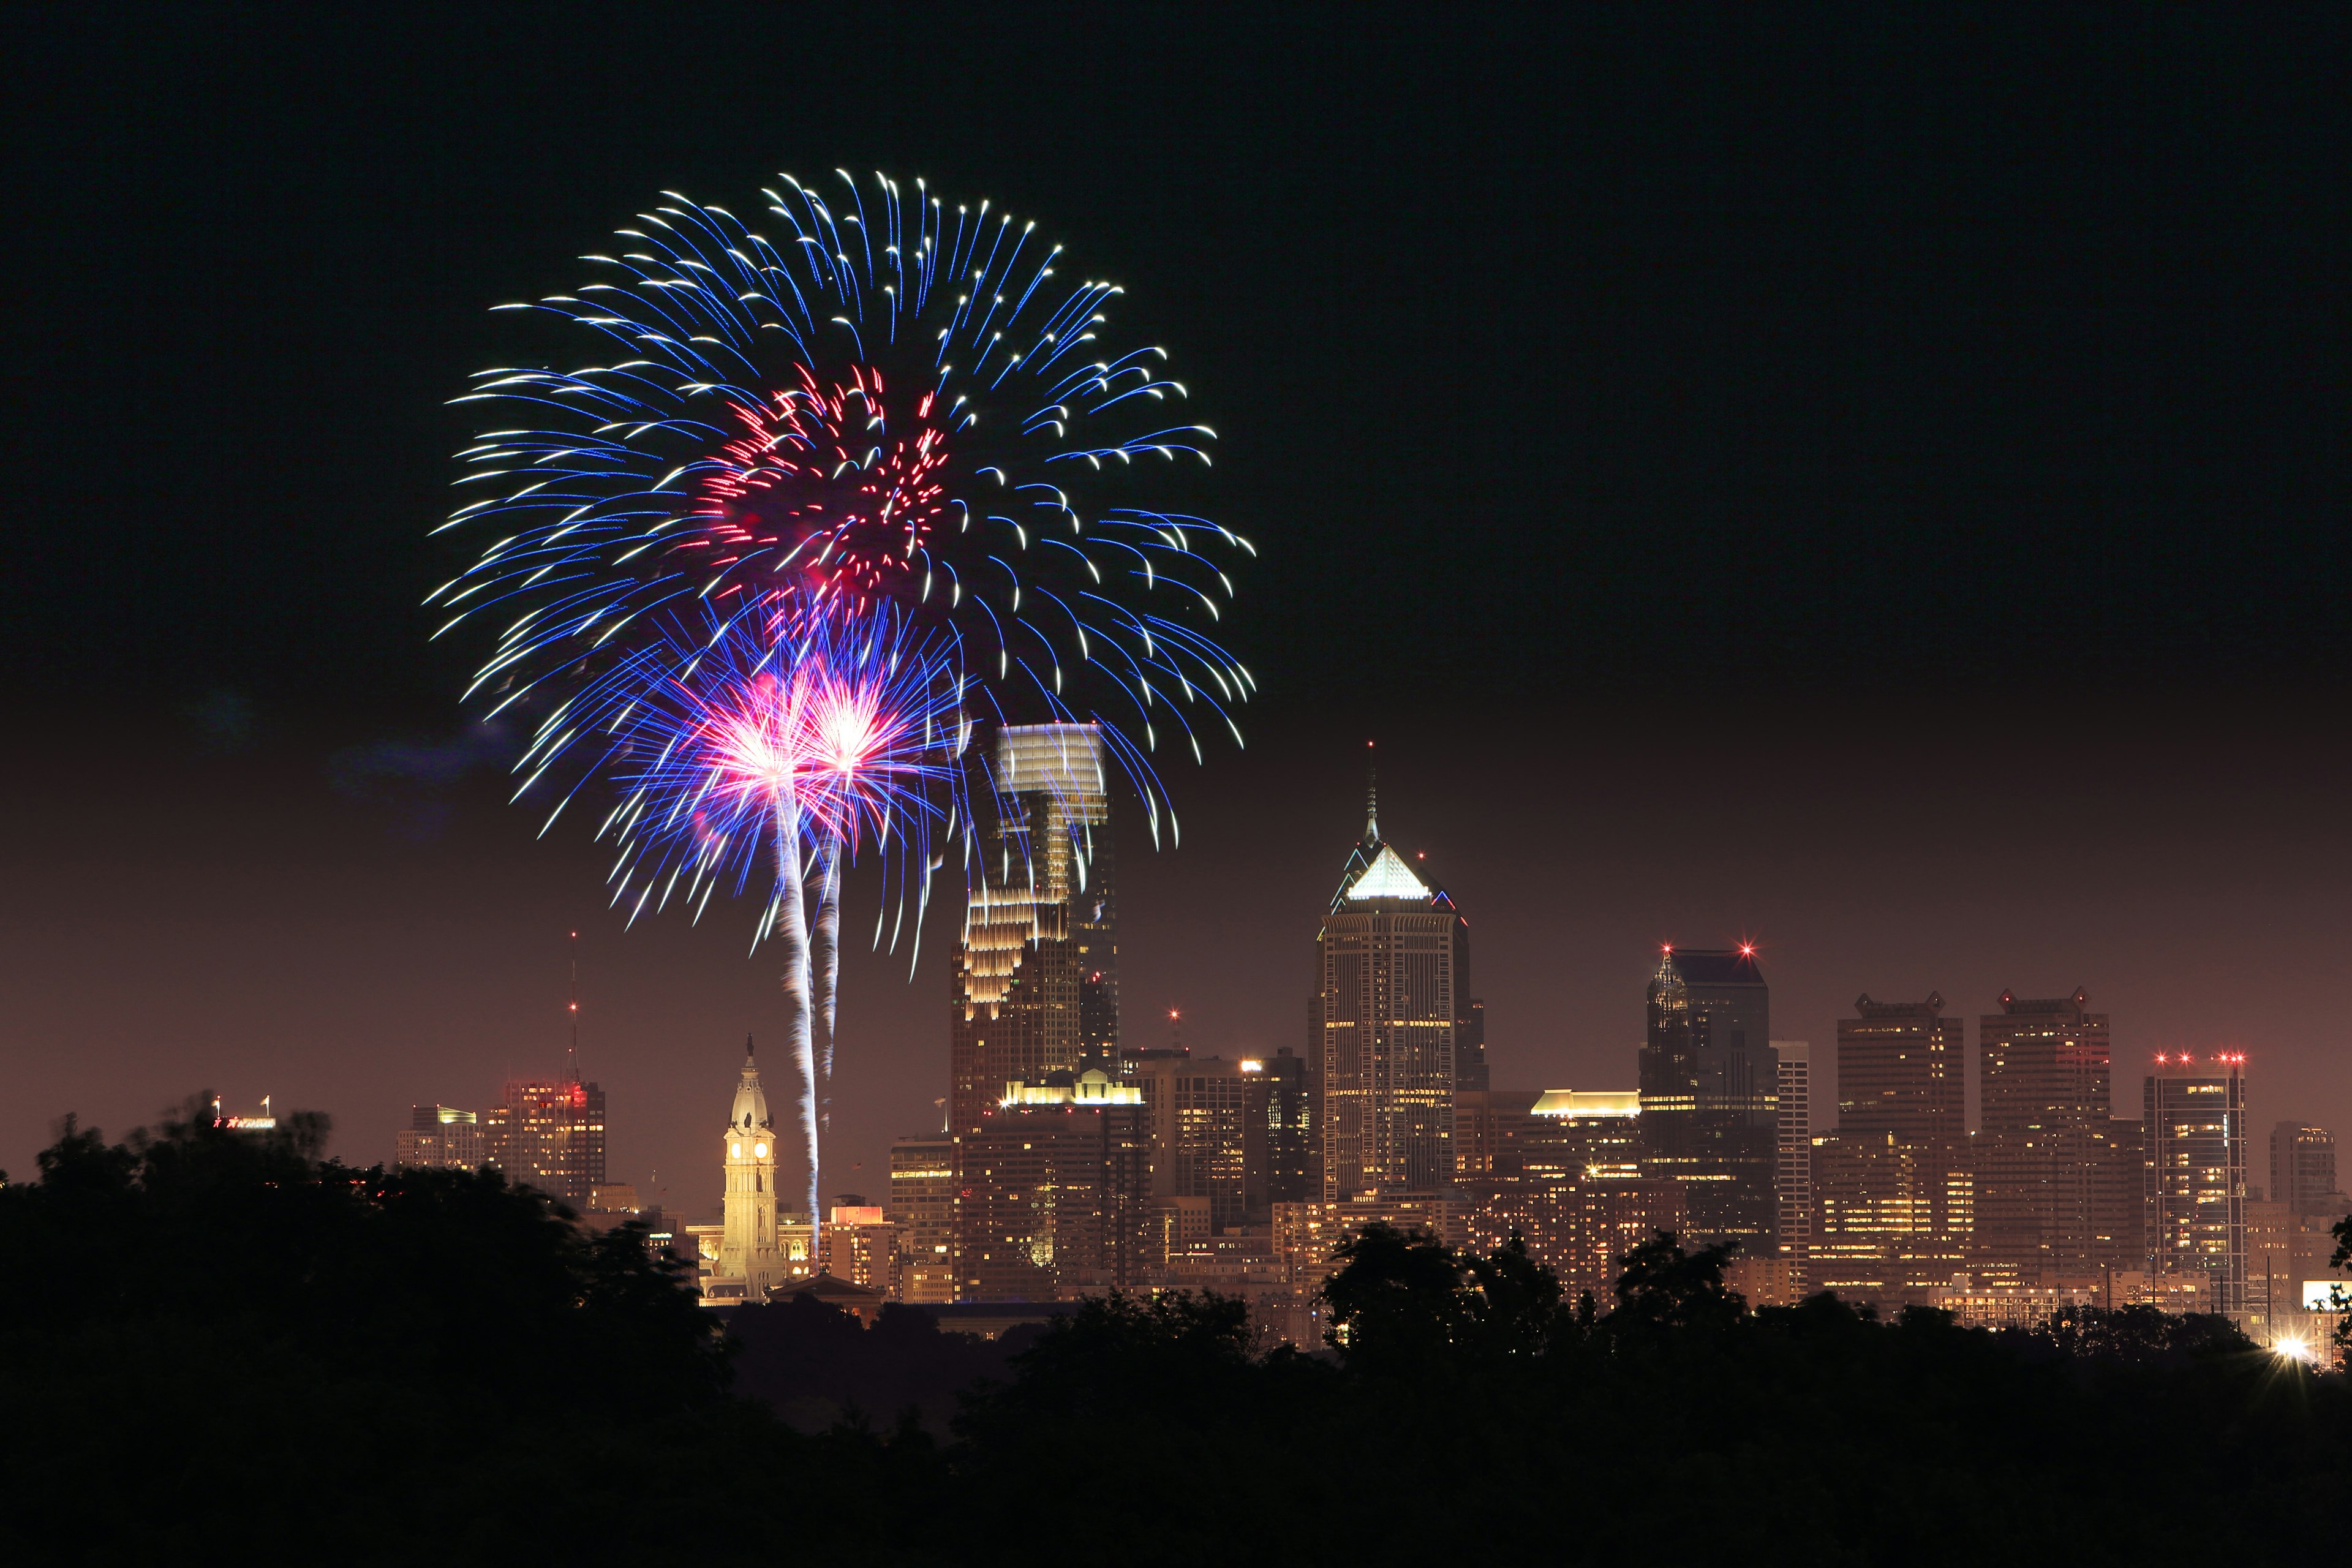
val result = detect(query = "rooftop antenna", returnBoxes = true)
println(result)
[1365,739,1379,843]
[567,930,580,1084]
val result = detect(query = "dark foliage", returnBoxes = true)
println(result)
[0,1103,934,1564]
[4,1114,2345,1567]
[724,1294,1038,1432]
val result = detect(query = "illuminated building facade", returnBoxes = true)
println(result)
[394,1104,485,1171]
[1137,1054,1268,1231]
[1774,1042,1812,1259]
[2271,1122,2340,1215]
[709,1042,800,1302]
[1315,785,1464,1198]
[2144,1052,2248,1314]
[888,1135,957,1303]
[954,1071,1153,1301]
[481,1076,606,1207]
[1466,1175,1687,1306]
[1972,989,2141,1285]
[1637,947,1778,1252]
[1521,1091,1643,1181]
[1837,993,1963,1144]
[823,1205,901,1295]
[1806,1129,1973,1308]
[949,724,1115,1140]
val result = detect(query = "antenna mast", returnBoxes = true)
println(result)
[568,929,580,1084]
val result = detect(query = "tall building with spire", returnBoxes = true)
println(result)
[711,1037,799,1302]
[1314,755,1466,1198]
[1638,946,1777,1251]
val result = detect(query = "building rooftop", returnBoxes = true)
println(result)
[1664,948,1767,987]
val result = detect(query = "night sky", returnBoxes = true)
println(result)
[7,6,2350,1212]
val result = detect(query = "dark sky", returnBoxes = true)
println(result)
[6,6,2350,1208]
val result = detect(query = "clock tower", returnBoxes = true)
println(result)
[717,1037,796,1297]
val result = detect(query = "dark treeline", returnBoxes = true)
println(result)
[2,1110,2348,1565]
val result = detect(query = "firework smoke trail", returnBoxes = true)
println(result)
[812,839,842,1142]
[526,602,967,1253]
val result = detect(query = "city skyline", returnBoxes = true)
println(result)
[9,9,2352,1239]
[9,726,2349,1223]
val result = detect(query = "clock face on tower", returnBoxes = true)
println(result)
[731,1142,742,1158]
[753,1142,768,1158]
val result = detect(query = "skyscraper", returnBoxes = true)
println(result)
[1837,993,1964,1144]
[1137,1054,1267,1232]
[1973,989,2141,1286]
[888,1134,956,1303]
[1807,1129,1972,1308]
[481,1076,606,1207]
[1259,1047,1316,1204]
[2145,1052,2248,1313]
[954,1070,1153,1301]
[711,1040,798,1301]
[1638,946,1777,1252]
[949,723,1116,1139]
[395,1104,485,1171]
[1314,777,1464,1198]
[1773,1041,1812,1259]
[2271,1122,2340,1215]
[1457,997,1490,1094]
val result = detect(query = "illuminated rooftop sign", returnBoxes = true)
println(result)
[1531,1090,1641,1119]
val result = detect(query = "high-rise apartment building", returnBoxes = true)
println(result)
[1973,989,2139,1286]
[1837,994,1963,1144]
[1137,1054,1268,1231]
[949,724,1116,1139]
[1259,1047,1316,1203]
[954,1070,1153,1301]
[1638,947,1777,1252]
[888,1135,957,1303]
[1774,1042,1812,1259]
[2145,1052,2248,1314]
[2271,1122,2340,1215]
[1807,1129,1973,1308]
[481,1076,606,1208]
[823,1205,900,1296]
[1465,1175,1687,1306]
[395,1104,485,1170]
[1314,786,1464,1197]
